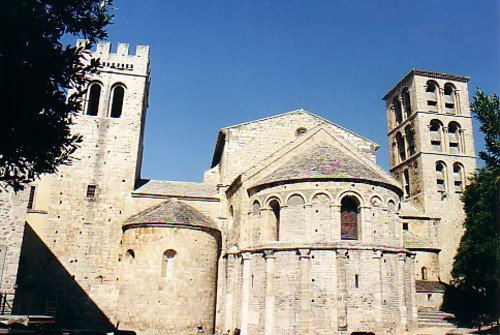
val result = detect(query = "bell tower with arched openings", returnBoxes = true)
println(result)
[383,69,476,282]
[15,41,151,328]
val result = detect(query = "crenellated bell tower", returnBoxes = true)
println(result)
[16,41,151,328]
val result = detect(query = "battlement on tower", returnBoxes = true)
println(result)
[76,39,150,75]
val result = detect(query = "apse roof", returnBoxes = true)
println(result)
[256,142,394,187]
[124,199,218,231]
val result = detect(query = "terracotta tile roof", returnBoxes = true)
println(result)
[416,280,447,293]
[133,179,218,200]
[258,142,390,185]
[125,200,218,230]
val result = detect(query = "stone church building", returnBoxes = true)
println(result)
[0,42,476,335]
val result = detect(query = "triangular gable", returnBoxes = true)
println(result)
[211,109,378,168]
[240,125,401,191]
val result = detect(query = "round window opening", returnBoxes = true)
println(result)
[296,127,307,136]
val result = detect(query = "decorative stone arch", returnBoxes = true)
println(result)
[264,194,283,207]
[369,195,383,208]
[310,192,332,204]
[386,199,397,212]
[286,193,306,206]
[109,82,127,118]
[336,190,365,208]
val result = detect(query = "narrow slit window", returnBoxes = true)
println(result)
[27,186,36,209]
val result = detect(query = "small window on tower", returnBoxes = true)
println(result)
[86,185,97,199]
[402,223,409,231]
[27,186,36,210]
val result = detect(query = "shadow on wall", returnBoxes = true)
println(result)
[13,222,115,331]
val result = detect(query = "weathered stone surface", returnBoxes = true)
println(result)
[0,47,476,335]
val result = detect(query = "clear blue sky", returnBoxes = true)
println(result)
[102,1,498,182]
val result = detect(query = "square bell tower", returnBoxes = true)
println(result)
[383,69,476,281]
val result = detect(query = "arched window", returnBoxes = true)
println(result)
[110,85,125,118]
[453,163,465,192]
[435,162,447,193]
[396,132,406,162]
[86,83,101,116]
[448,122,462,154]
[421,267,428,280]
[393,96,403,125]
[252,201,261,216]
[387,200,396,212]
[426,81,439,112]
[405,126,415,156]
[429,120,443,152]
[269,199,281,241]
[402,88,412,118]
[403,169,411,198]
[340,196,359,240]
[443,83,456,114]
[162,249,176,278]
[125,249,135,263]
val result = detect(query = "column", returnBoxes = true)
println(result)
[372,250,383,326]
[409,253,419,330]
[398,96,405,122]
[331,204,341,241]
[438,87,445,113]
[337,249,348,333]
[240,252,252,335]
[264,249,275,335]
[224,254,237,333]
[224,254,237,331]
[455,90,462,115]
[397,253,408,332]
[442,126,449,152]
[298,248,311,335]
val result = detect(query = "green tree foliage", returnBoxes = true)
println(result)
[471,90,500,170]
[0,0,114,191]
[449,89,500,329]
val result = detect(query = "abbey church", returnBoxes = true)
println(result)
[0,41,476,335]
